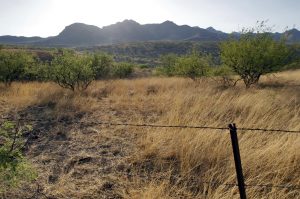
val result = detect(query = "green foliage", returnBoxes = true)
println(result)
[220,22,291,88]
[0,121,37,192]
[159,54,177,76]
[50,51,94,91]
[0,51,34,86]
[21,60,52,81]
[174,51,210,80]
[91,53,113,79]
[282,44,300,70]
[138,64,151,69]
[158,51,211,79]
[111,62,133,78]
[210,65,233,76]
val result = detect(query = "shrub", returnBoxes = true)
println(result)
[21,61,52,82]
[159,54,177,76]
[0,51,34,86]
[91,53,113,79]
[110,62,133,78]
[138,64,150,69]
[157,51,211,79]
[174,51,210,80]
[50,51,94,91]
[0,121,37,193]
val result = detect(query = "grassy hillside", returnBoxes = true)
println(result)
[0,70,299,198]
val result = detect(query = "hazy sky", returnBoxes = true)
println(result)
[0,0,299,37]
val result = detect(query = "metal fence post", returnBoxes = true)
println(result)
[229,123,247,199]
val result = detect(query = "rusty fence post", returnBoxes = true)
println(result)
[229,123,247,199]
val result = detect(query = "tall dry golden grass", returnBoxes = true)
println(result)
[0,70,299,198]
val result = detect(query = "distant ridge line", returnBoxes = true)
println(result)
[1,19,300,46]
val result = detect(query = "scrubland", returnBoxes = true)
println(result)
[0,70,299,198]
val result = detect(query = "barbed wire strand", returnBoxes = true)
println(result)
[2,117,299,134]
[200,181,300,190]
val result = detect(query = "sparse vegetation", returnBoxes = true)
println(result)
[1,0,300,196]
[0,69,299,198]
[0,25,299,198]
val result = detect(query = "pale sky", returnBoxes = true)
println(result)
[0,0,299,37]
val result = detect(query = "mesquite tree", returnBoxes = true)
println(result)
[50,51,94,91]
[221,22,291,88]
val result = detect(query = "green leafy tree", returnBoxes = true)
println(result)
[50,51,94,91]
[91,53,114,79]
[0,51,34,86]
[220,22,291,88]
[0,121,37,193]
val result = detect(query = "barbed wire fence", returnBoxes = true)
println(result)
[1,117,300,198]
[1,117,300,133]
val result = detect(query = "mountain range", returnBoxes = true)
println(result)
[0,20,299,47]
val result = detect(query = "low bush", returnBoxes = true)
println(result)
[159,54,177,76]
[158,51,211,80]
[174,51,210,80]
[0,121,37,193]
[111,62,133,78]
[91,53,113,79]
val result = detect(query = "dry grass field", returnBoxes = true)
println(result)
[0,70,299,198]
